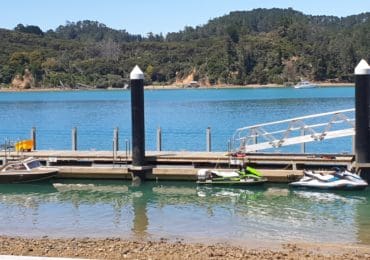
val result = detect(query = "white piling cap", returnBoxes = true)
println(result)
[130,65,144,80]
[355,59,370,75]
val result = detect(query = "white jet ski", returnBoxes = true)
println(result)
[289,168,368,190]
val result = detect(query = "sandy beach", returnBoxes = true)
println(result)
[0,236,369,259]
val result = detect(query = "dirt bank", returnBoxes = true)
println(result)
[0,236,369,259]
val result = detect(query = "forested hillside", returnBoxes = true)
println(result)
[0,8,369,88]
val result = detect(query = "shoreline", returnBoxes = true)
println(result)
[146,82,354,90]
[0,82,354,92]
[0,236,369,259]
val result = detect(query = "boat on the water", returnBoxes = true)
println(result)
[293,80,317,89]
[197,166,267,186]
[289,168,368,190]
[0,157,58,184]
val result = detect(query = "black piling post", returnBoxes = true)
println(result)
[129,65,152,183]
[355,59,370,180]
[130,65,146,166]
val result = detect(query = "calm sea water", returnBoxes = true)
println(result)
[0,180,369,246]
[0,87,354,153]
[1,86,367,246]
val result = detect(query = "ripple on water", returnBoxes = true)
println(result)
[0,181,368,245]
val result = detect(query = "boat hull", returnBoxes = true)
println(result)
[0,170,58,184]
[289,182,367,190]
[289,172,368,190]
[293,80,316,89]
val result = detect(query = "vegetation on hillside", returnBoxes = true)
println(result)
[0,8,369,88]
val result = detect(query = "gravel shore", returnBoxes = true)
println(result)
[0,236,369,259]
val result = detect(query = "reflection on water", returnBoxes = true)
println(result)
[0,180,369,246]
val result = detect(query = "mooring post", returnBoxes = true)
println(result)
[31,127,36,151]
[355,59,370,180]
[125,139,129,166]
[130,65,146,166]
[129,65,151,183]
[113,127,119,152]
[72,127,77,151]
[301,128,306,154]
[125,139,129,157]
[157,127,162,152]
[206,127,211,152]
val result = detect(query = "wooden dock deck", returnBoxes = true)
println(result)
[1,150,354,182]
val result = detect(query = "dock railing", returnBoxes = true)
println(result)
[231,108,355,153]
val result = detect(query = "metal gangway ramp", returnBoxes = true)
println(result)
[232,109,355,153]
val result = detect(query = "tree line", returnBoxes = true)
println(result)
[0,8,369,88]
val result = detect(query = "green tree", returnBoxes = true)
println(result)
[14,24,44,36]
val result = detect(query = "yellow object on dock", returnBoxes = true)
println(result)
[15,140,34,152]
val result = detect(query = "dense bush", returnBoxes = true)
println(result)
[0,8,369,88]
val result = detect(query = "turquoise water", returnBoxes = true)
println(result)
[0,87,369,245]
[0,180,369,246]
[0,87,354,153]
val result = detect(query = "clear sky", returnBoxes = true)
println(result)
[0,0,369,35]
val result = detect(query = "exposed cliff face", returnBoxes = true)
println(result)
[175,69,196,85]
[11,69,33,89]
[175,69,212,87]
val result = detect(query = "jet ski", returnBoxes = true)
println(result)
[289,168,368,190]
[196,166,267,186]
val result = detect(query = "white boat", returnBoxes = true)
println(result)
[289,169,368,190]
[293,80,316,89]
[0,157,58,183]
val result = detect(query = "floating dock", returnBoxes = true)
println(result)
[1,151,354,182]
